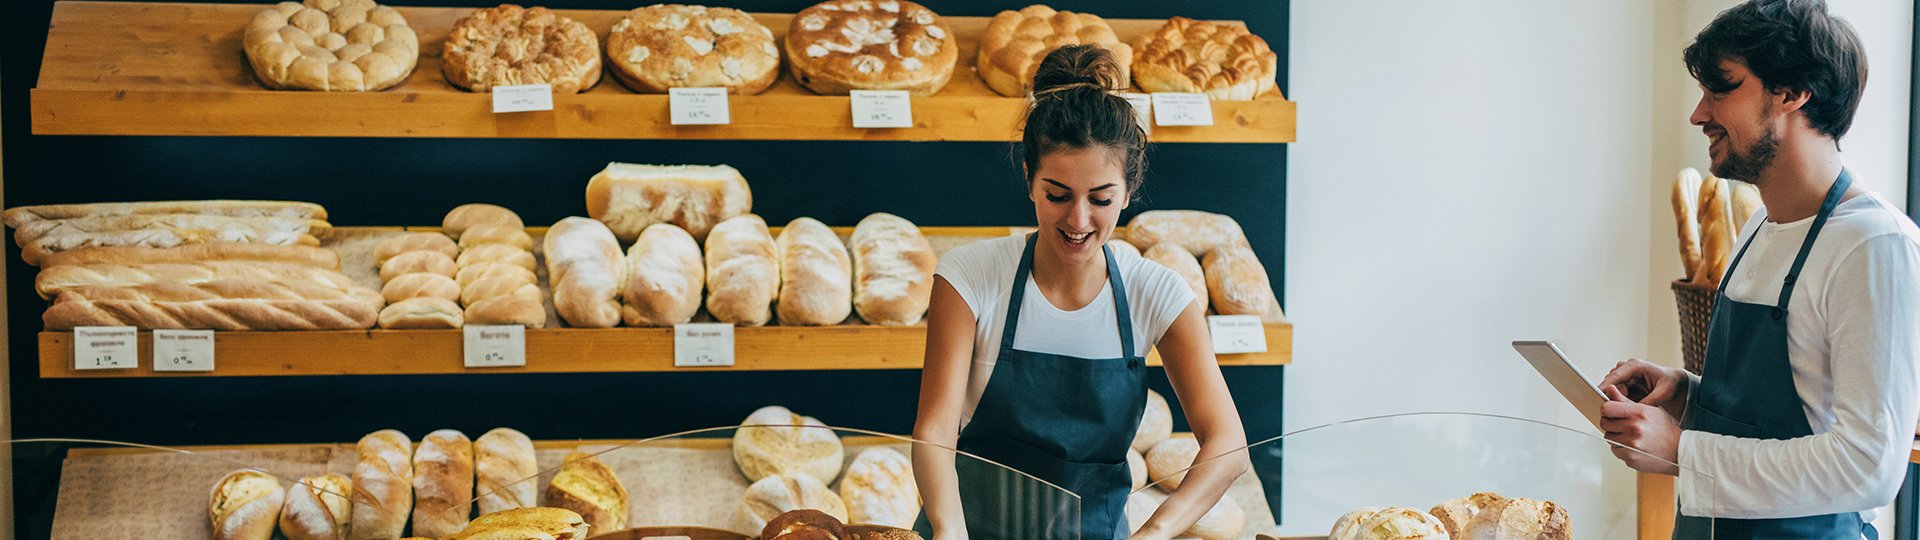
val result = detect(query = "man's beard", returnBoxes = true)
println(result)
[1711,123,1779,183]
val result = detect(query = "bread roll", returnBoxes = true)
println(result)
[763,509,849,540]
[464,295,546,327]
[457,244,537,273]
[1125,210,1249,256]
[850,213,936,326]
[544,217,624,329]
[1462,497,1569,540]
[776,218,853,326]
[382,272,461,304]
[1183,493,1245,540]
[379,297,464,329]
[474,428,538,516]
[381,250,457,281]
[1127,449,1147,491]
[458,224,535,251]
[412,429,476,538]
[734,473,849,536]
[443,204,524,240]
[621,224,704,327]
[1430,492,1505,536]
[585,162,753,242]
[1144,244,1208,313]
[1671,168,1704,282]
[733,405,844,484]
[1131,389,1172,453]
[704,215,781,326]
[35,261,356,300]
[37,243,341,269]
[840,448,917,528]
[3,200,327,227]
[349,429,413,540]
[1202,246,1274,316]
[462,276,542,307]
[209,469,287,540]
[280,473,352,540]
[1145,438,1198,490]
[545,452,630,532]
[1336,507,1448,540]
[446,507,589,540]
[457,263,537,289]
[375,233,458,264]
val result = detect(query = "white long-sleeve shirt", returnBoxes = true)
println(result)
[1677,193,1920,523]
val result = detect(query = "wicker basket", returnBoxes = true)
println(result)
[1672,279,1716,374]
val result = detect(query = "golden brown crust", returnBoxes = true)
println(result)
[608,5,781,95]
[1202,245,1273,317]
[544,452,630,533]
[442,5,602,93]
[378,297,463,329]
[447,507,589,540]
[443,204,526,239]
[382,272,461,304]
[381,250,458,282]
[1130,17,1277,100]
[783,0,957,95]
[36,244,341,270]
[464,294,546,327]
[375,232,458,264]
[209,469,287,540]
[976,5,1131,97]
[764,509,849,540]
[243,0,419,91]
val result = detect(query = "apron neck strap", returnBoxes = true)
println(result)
[1105,241,1137,359]
[1773,168,1853,311]
[1001,235,1139,359]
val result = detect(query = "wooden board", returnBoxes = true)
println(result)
[32,2,1296,143]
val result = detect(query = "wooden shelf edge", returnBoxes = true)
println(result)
[37,322,1291,378]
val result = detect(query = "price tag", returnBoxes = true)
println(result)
[463,325,527,368]
[669,87,731,125]
[73,326,138,370]
[152,330,215,372]
[492,84,555,113]
[1151,92,1215,126]
[674,323,735,367]
[1207,315,1268,354]
[850,90,913,128]
[1120,92,1154,135]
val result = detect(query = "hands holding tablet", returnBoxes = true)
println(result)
[1598,358,1688,476]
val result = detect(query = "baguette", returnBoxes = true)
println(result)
[3,200,326,227]
[381,251,458,282]
[584,162,753,242]
[14,214,329,258]
[457,244,537,273]
[704,215,780,326]
[544,452,630,533]
[620,224,704,327]
[1672,168,1704,281]
[1731,180,1764,228]
[1695,175,1735,287]
[52,280,378,304]
[545,217,624,329]
[1144,244,1208,313]
[464,295,546,327]
[458,224,535,251]
[379,297,464,329]
[34,243,341,269]
[412,429,476,538]
[209,469,287,540]
[382,272,461,304]
[1125,210,1249,256]
[457,263,538,289]
[280,473,353,540]
[374,233,459,264]
[849,213,935,326]
[443,204,524,240]
[349,430,414,540]
[34,261,355,300]
[775,218,853,326]
[474,428,538,516]
[46,297,380,330]
[1202,246,1273,317]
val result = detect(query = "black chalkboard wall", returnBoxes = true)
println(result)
[4,0,1289,536]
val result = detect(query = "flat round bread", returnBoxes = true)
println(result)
[442,4,602,93]
[784,0,957,95]
[608,4,781,95]
[1130,16,1278,101]
[243,0,419,91]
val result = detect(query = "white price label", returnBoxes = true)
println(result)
[850,90,913,128]
[669,87,731,125]
[1120,92,1154,135]
[73,326,138,370]
[152,330,215,372]
[463,325,527,368]
[674,323,735,367]
[1151,92,1215,126]
[492,84,555,113]
[1207,315,1268,354]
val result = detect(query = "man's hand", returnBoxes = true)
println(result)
[1600,386,1682,475]
[1599,358,1688,407]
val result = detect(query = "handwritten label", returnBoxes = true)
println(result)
[674,323,735,367]
[669,87,731,125]
[463,325,527,368]
[152,330,215,372]
[1121,92,1154,135]
[1151,92,1215,126]
[850,90,913,128]
[492,84,555,113]
[74,326,138,370]
[1207,315,1268,354]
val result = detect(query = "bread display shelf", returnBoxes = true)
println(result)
[31,2,1296,143]
[35,226,1291,378]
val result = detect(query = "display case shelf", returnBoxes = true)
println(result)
[30,1,1296,143]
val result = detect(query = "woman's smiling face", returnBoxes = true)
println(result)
[1030,145,1129,266]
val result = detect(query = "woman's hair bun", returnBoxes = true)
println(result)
[1031,45,1126,96]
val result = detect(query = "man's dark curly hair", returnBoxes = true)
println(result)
[1684,0,1867,140]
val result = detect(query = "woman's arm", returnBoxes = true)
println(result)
[1133,298,1250,540]
[913,277,978,538]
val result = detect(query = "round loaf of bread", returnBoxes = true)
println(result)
[442,5,601,93]
[210,469,288,540]
[243,0,418,92]
[1144,437,1198,490]
[375,232,458,264]
[279,473,352,540]
[443,204,525,239]
[1184,493,1245,540]
[784,0,957,95]
[383,272,461,304]
[1462,497,1570,540]
[976,5,1131,97]
[1346,507,1449,540]
[379,297,463,329]
[458,244,537,272]
[1130,17,1278,101]
[733,405,844,484]
[458,224,534,251]
[734,473,850,536]
[1430,492,1505,535]
[381,250,457,281]
[1131,389,1172,453]
[840,447,917,528]
[608,4,781,95]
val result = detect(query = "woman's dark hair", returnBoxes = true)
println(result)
[1683,0,1867,140]
[1020,45,1148,200]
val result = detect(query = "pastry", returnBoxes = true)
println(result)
[840,448,917,528]
[1130,389,1172,453]
[976,5,1131,97]
[443,204,525,240]
[585,162,753,243]
[474,428,539,515]
[775,217,853,326]
[784,0,957,95]
[1461,497,1570,540]
[412,429,476,538]
[209,469,287,540]
[442,5,601,93]
[847,525,922,540]
[735,473,850,536]
[607,4,781,95]
[379,297,464,329]
[621,224,704,327]
[279,473,352,540]
[705,214,781,326]
[1202,245,1274,317]
[447,507,590,540]
[461,276,541,307]
[375,232,458,264]
[544,217,623,328]
[1696,175,1735,286]
[1431,492,1505,536]
[1130,17,1278,100]
[1124,210,1248,257]
[849,213,935,326]
[1144,437,1198,490]
[349,429,414,540]
[733,405,844,484]
[382,272,461,304]
[242,0,419,91]
[1144,244,1208,312]
[545,451,630,532]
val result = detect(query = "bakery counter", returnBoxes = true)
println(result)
[31,1,1295,143]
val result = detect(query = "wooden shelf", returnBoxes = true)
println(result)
[31,2,1296,143]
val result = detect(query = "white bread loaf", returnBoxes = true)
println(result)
[209,469,287,540]
[1202,245,1274,317]
[279,473,352,540]
[733,473,849,536]
[457,244,537,273]
[458,224,535,251]
[1131,389,1172,453]
[544,217,624,328]
[349,429,414,540]
[3,200,326,228]
[840,448,918,528]
[37,243,341,269]
[585,162,753,243]
[412,429,476,538]
[1184,493,1245,540]
[381,272,461,304]
[705,215,781,326]
[379,297,464,329]
[1144,244,1208,312]
[775,218,853,326]
[1125,210,1249,257]
[620,224,704,327]
[374,232,458,264]
[849,213,936,326]
[380,250,457,282]
[443,204,524,240]
[1144,437,1198,490]
[35,261,355,300]
[474,428,539,516]
[733,405,844,484]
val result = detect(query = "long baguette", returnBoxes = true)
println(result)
[1672,168,1704,282]
[1695,175,1735,287]
[36,244,341,269]
[34,261,356,300]
[2,200,327,228]
[45,298,380,330]
[51,280,378,304]
[13,214,330,246]
[21,231,320,266]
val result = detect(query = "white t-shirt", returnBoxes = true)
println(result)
[936,235,1197,427]
[1677,193,1920,524]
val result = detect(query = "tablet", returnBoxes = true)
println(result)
[1512,340,1610,429]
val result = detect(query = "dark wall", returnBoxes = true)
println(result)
[4,0,1290,536]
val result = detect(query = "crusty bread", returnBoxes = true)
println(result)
[1184,493,1245,540]
[375,232,458,264]
[474,428,538,516]
[461,276,542,307]
[1695,175,1734,287]
[442,5,601,93]
[382,272,461,304]
[13,214,329,266]
[545,452,630,533]
[585,162,753,243]
[1335,507,1448,540]
[380,250,457,281]
[1202,245,1273,316]
[733,405,844,484]
[1144,244,1208,313]
[621,224,704,327]
[784,0,957,95]
[457,244,537,273]
[458,224,534,251]
[412,429,476,538]
[1462,497,1570,540]
[242,0,418,92]
[464,295,546,328]
[280,473,352,540]
[734,473,850,536]
[850,213,935,326]
[349,429,413,540]
[544,217,624,328]
[977,5,1131,97]
[209,469,287,540]
[606,4,781,95]
[1430,492,1505,536]
[1144,437,1198,490]
[446,507,590,540]
[1130,389,1172,453]
[35,261,355,300]
[379,297,464,329]
[1125,210,1249,257]
[1671,168,1704,282]
[443,204,525,240]
[705,215,781,326]
[3,200,327,228]
[457,263,537,289]
[36,243,341,269]
[46,280,381,330]
[840,448,918,528]
[1130,17,1278,100]
[775,218,853,326]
